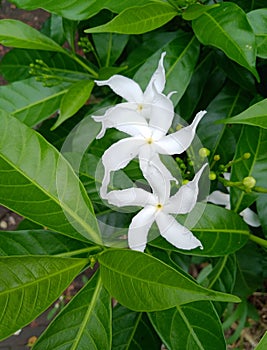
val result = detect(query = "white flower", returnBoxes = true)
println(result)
[106,163,207,252]
[93,52,175,139]
[93,52,207,197]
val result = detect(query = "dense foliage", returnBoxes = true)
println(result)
[0,0,267,348]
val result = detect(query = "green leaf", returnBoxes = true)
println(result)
[197,82,253,163]
[182,3,219,20]
[177,51,215,119]
[52,80,94,130]
[134,33,200,106]
[254,331,267,350]
[0,256,88,341]
[192,2,259,79]
[112,305,161,349]
[84,4,177,34]
[33,272,111,350]
[247,9,267,58]
[93,33,129,67]
[0,111,101,244]
[0,49,89,83]
[219,98,267,129]
[149,301,226,350]
[0,230,89,256]
[150,204,250,257]
[10,0,150,21]
[0,19,64,52]
[233,241,264,298]
[99,249,240,312]
[0,78,68,127]
[206,255,236,293]
[41,13,66,46]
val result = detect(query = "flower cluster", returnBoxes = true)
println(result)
[93,53,207,252]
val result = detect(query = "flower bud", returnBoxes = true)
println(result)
[243,176,256,189]
[242,152,251,160]
[198,147,210,157]
[209,172,217,180]
[214,154,220,161]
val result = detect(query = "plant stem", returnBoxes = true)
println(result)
[249,234,267,249]
[55,246,102,257]
[64,51,98,78]
[253,186,267,193]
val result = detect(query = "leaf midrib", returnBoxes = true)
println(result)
[70,276,103,350]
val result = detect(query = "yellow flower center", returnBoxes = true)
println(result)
[146,137,153,144]
[156,203,163,210]
[137,104,143,112]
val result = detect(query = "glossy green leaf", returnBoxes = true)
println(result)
[99,249,240,312]
[230,126,263,212]
[93,33,129,67]
[149,301,226,350]
[10,0,150,20]
[0,256,88,341]
[177,51,215,119]
[192,2,258,79]
[247,9,267,58]
[220,98,267,129]
[0,49,89,83]
[233,241,264,298]
[254,331,267,350]
[134,33,200,106]
[197,82,253,163]
[41,13,66,46]
[150,204,250,257]
[182,3,219,20]
[33,272,111,350]
[112,305,161,350]
[0,78,67,127]
[0,19,64,52]
[0,111,101,244]
[206,255,236,293]
[214,50,256,93]
[52,80,94,129]
[85,4,177,34]
[0,230,89,256]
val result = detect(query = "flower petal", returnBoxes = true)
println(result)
[139,150,175,203]
[156,212,203,250]
[128,206,156,252]
[92,103,149,138]
[95,75,143,103]
[100,137,144,197]
[165,163,207,214]
[240,208,261,227]
[148,91,174,136]
[155,110,206,155]
[144,52,166,99]
[207,190,230,207]
[106,187,156,207]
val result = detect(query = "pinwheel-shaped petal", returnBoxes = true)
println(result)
[106,164,207,252]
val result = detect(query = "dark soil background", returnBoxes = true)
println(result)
[0,0,267,349]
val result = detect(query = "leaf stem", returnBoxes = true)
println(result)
[55,246,102,257]
[64,51,98,78]
[249,234,267,249]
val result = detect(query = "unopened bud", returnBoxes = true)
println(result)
[214,154,220,161]
[243,152,251,160]
[199,147,210,158]
[209,172,217,180]
[243,176,256,189]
